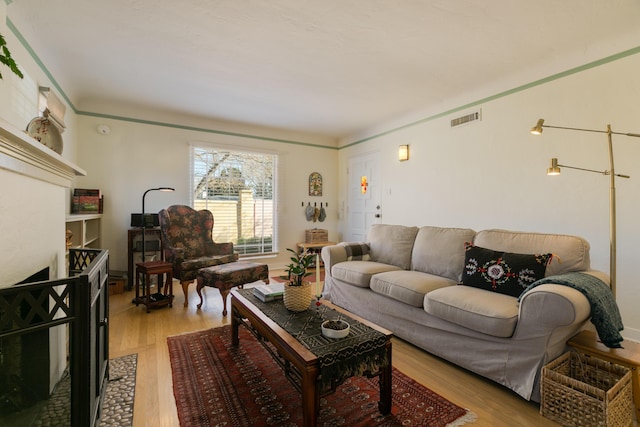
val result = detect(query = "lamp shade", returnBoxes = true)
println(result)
[530,119,544,135]
[546,158,561,175]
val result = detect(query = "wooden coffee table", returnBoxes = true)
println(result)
[230,289,392,427]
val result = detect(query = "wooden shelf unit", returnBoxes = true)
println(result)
[65,213,102,250]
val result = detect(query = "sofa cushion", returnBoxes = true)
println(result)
[368,224,419,269]
[370,270,456,307]
[424,285,520,337]
[461,243,552,298]
[331,261,401,288]
[338,242,371,261]
[474,229,590,276]
[411,226,476,282]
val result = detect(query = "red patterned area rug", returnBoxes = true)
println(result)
[168,325,476,427]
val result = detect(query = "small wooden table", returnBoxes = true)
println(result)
[297,241,336,266]
[568,330,640,421]
[134,260,174,313]
[230,289,392,427]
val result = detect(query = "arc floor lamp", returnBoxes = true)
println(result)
[530,119,640,297]
[141,187,175,262]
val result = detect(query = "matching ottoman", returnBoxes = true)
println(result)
[196,261,269,315]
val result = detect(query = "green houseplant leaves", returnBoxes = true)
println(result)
[284,248,314,286]
[0,34,23,80]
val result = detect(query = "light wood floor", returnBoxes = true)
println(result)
[108,276,563,427]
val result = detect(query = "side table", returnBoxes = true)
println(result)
[297,241,336,266]
[127,227,163,291]
[135,260,174,313]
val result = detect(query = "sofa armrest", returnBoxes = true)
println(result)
[516,283,591,336]
[321,245,348,277]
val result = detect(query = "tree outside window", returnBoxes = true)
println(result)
[192,146,276,255]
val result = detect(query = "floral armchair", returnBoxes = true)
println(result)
[158,205,238,306]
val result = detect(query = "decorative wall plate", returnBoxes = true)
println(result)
[309,172,323,196]
[26,117,63,154]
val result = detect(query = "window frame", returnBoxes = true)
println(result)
[189,142,279,257]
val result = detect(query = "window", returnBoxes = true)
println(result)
[191,145,276,256]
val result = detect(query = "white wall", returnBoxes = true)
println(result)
[74,115,339,274]
[338,53,640,341]
[0,167,66,286]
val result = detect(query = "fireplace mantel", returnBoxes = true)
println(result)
[0,116,85,187]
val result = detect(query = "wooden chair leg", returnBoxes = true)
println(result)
[196,284,230,316]
[196,280,205,310]
[181,280,192,307]
[219,288,231,316]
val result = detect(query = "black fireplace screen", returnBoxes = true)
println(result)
[0,248,109,427]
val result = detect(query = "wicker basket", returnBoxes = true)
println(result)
[305,229,328,243]
[283,281,312,312]
[541,351,632,427]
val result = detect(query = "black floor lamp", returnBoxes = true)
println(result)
[141,187,175,262]
[530,119,640,297]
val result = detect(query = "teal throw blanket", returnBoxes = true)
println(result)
[520,272,624,348]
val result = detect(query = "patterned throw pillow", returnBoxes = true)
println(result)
[339,242,371,261]
[460,243,552,297]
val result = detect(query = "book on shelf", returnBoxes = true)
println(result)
[252,282,285,302]
[71,188,103,213]
[73,188,100,196]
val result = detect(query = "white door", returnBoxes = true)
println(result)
[347,152,381,242]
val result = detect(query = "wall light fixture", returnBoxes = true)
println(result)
[398,145,409,161]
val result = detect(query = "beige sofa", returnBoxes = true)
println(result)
[321,224,607,401]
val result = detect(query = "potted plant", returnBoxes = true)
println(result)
[283,248,314,311]
[285,247,314,285]
[0,34,23,80]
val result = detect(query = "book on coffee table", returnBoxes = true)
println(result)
[252,282,285,302]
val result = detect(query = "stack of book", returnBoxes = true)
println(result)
[72,188,103,213]
[252,283,285,302]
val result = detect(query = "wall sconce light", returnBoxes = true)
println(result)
[398,144,409,161]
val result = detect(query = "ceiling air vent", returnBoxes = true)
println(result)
[451,109,482,128]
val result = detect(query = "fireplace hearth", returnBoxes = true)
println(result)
[0,267,52,419]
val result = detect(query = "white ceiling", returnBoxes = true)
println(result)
[7,1,640,139]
